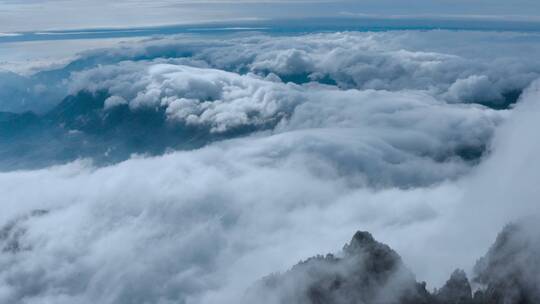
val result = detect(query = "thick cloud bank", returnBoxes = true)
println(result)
[1,30,540,303]
[1,59,503,173]
[4,30,540,113]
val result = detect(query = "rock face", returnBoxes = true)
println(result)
[434,269,473,304]
[245,231,433,304]
[248,225,540,304]
[472,223,540,304]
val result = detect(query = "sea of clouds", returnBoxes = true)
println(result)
[4,30,540,113]
[1,30,540,303]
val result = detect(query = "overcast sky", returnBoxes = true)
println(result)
[2,0,540,32]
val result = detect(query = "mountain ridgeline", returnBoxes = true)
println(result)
[0,90,261,171]
[246,223,540,304]
[0,87,493,172]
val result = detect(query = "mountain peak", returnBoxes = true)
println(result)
[435,269,473,304]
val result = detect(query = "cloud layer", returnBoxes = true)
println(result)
[1,29,540,304]
[4,30,540,113]
[2,0,540,32]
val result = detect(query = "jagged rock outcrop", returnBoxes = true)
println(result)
[472,222,540,304]
[247,225,540,304]
[434,269,473,304]
[245,231,433,304]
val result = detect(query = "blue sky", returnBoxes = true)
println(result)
[2,0,540,31]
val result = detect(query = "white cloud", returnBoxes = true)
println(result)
[67,31,540,106]
[192,32,540,105]
[0,64,512,304]
[0,134,461,303]
[445,75,502,103]
[5,31,540,113]
[103,95,127,109]
[1,29,540,303]
[67,58,503,176]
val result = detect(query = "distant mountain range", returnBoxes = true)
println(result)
[0,90,249,170]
